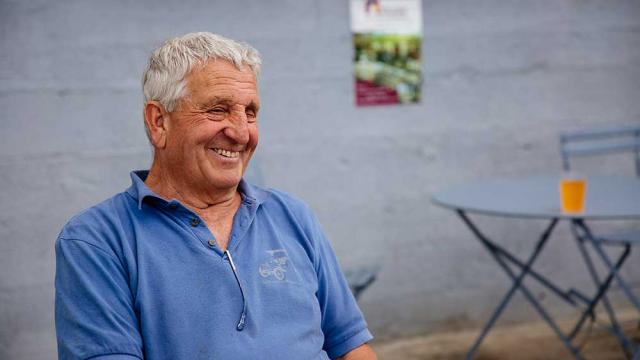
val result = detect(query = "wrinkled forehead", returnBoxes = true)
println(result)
[187,59,258,88]
[185,59,259,105]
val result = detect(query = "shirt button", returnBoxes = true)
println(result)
[190,218,200,227]
[207,240,216,247]
[169,204,178,210]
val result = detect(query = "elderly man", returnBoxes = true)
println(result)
[55,32,377,360]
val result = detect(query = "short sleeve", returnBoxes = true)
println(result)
[308,214,373,359]
[55,237,143,360]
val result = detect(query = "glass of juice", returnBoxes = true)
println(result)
[559,172,587,213]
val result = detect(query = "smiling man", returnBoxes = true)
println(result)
[54,32,376,360]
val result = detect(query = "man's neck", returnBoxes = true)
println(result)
[144,163,240,212]
[144,163,242,251]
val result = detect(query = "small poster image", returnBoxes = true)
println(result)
[350,0,423,107]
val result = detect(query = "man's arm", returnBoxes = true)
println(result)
[55,237,143,359]
[298,206,375,358]
[337,343,378,360]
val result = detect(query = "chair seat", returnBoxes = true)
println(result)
[594,229,640,246]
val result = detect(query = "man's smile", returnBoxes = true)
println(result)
[211,147,241,158]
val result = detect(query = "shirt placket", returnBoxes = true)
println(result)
[162,201,224,256]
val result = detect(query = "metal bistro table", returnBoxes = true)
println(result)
[432,175,640,359]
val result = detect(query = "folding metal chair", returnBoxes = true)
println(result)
[344,265,380,300]
[560,124,640,358]
[560,124,640,176]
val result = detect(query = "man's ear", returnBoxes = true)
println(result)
[144,101,169,149]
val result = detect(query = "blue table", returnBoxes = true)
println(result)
[433,175,640,359]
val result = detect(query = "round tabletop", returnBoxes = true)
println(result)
[432,175,640,219]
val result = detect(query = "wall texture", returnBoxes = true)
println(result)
[1,0,640,358]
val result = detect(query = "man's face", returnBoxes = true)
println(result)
[162,60,260,194]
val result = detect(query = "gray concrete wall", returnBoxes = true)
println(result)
[2,0,640,358]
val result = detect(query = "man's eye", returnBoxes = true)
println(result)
[209,108,226,114]
[246,109,256,118]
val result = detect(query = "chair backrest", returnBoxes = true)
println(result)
[559,124,640,177]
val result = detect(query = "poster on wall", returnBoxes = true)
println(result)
[350,0,423,106]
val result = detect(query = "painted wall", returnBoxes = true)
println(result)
[1,0,639,358]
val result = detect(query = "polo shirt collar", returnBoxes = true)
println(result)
[126,170,270,210]
[125,170,160,209]
[237,177,270,206]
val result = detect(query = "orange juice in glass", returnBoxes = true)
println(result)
[559,173,587,213]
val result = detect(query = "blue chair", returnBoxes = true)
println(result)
[560,124,640,358]
[344,264,380,300]
[560,124,640,176]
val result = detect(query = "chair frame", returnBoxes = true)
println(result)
[559,124,640,359]
[560,124,640,176]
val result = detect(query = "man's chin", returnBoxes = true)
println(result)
[205,175,243,191]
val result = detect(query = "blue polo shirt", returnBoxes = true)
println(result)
[55,171,372,360]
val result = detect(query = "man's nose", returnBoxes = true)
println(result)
[224,110,250,144]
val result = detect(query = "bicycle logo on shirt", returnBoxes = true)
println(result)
[259,249,290,281]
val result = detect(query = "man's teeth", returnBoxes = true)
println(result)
[212,148,240,158]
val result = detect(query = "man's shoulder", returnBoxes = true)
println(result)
[254,185,315,218]
[57,191,134,252]
[263,187,307,206]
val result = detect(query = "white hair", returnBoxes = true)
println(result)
[142,32,261,113]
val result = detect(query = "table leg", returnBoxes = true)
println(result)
[457,211,584,360]
[473,232,582,306]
